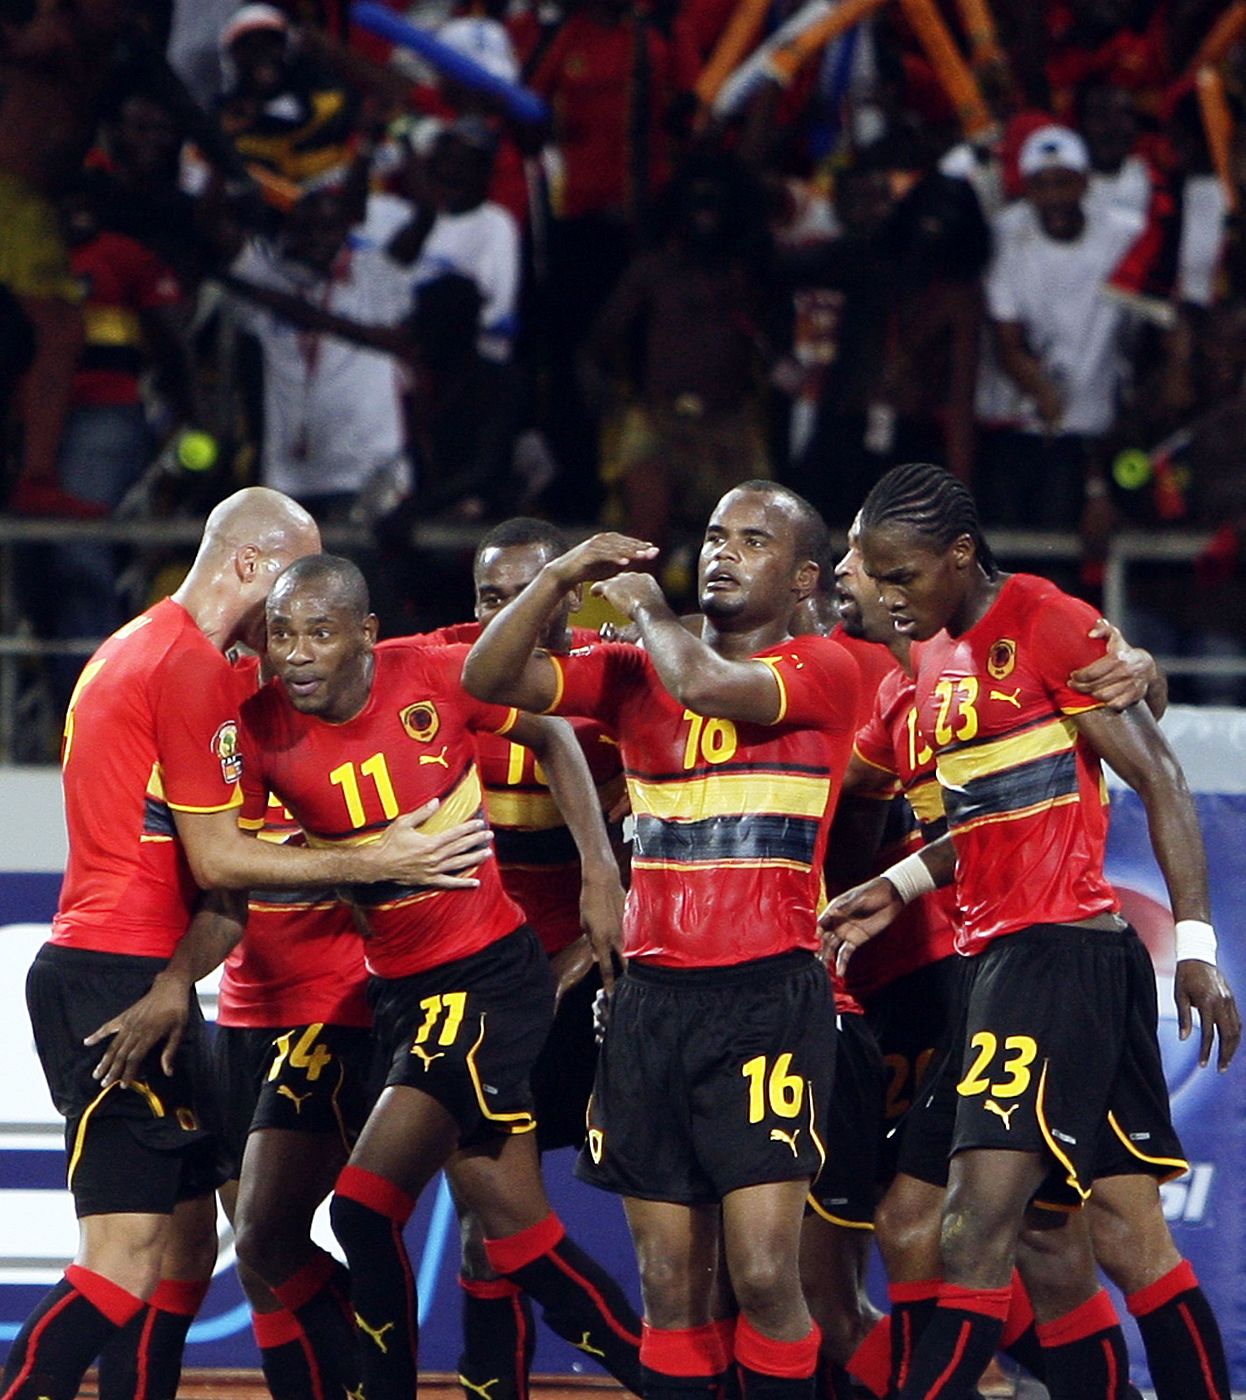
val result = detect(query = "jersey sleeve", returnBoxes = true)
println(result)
[854,688,900,779]
[1028,588,1109,714]
[760,636,860,732]
[427,643,521,736]
[544,643,643,728]
[236,701,271,831]
[152,646,245,813]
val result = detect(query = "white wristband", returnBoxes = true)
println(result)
[1174,919,1218,966]
[883,852,937,906]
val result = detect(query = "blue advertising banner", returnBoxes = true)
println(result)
[1,705,1243,1385]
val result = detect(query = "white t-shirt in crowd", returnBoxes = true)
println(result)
[357,192,520,362]
[229,240,414,500]
[982,200,1144,436]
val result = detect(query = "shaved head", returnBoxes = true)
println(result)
[199,487,320,564]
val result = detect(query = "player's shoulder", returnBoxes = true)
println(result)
[765,630,860,679]
[997,572,1096,629]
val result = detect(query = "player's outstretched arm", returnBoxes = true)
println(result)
[513,712,627,992]
[817,835,956,969]
[85,890,247,1088]
[1073,705,1241,1070]
[591,573,786,724]
[462,532,657,709]
[174,798,494,890]
[1069,618,1168,718]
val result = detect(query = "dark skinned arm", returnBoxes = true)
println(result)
[462,532,658,711]
[1072,704,1240,1069]
[218,273,414,358]
[511,712,626,994]
[1069,618,1168,719]
[84,890,247,1087]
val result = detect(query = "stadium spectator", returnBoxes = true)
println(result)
[976,123,1145,530]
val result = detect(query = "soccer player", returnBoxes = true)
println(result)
[822,462,1241,1400]
[238,554,640,1400]
[462,481,861,1400]
[830,519,1161,1399]
[213,676,372,1398]
[1,488,493,1400]
[425,517,637,1400]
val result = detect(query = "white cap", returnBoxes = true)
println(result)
[1018,124,1090,178]
[221,3,290,49]
[436,17,520,85]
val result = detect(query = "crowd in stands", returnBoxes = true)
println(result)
[3,0,1246,733]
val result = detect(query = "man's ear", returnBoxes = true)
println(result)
[234,543,261,582]
[363,613,380,646]
[793,558,819,600]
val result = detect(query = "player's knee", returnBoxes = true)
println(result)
[728,1248,802,1322]
[234,1209,287,1279]
[875,1187,941,1265]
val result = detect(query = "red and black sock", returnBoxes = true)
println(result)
[735,1315,820,1400]
[271,1248,361,1394]
[895,1281,1012,1400]
[843,1315,890,1399]
[640,1320,734,1400]
[888,1280,941,1394]
[330,1165,418,1400]
[97,1276,209,1400]
[484,1212,643,1393]
[999,1270,1045,1381]
[1036,1289,1128,1400]
[1126,1259,1230,1400]
[252,1308,326,1400]
[458,1275,535,1400]
[0,1265,143,1400]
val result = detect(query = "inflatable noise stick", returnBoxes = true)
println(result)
[1186,0,1246,73]
[695,0,773,107]
[899,0,994,139]
[953,0,1005,68]
[766,0,890,89]
[350,1,549,125]
[711,0,835,119]
[1197,66,1238,214]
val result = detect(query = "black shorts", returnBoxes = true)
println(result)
[369,925,554,1149]
[531,966,600,1154]
[576,950,836,1204]
[26,943,224,1217]
[865,957,970,1185]
[214,1022,377,1176]
[949,923,1186,1210]
[808,1011,885,1229]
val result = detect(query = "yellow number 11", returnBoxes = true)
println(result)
[330,752,399,828]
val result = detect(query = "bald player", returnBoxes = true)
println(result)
[3,488,492,1400]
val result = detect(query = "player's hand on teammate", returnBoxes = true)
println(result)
[550,936,595,1009]
[591,572,667,620]
[1069,619,1157,711]
[367,798,494,887]
[550,533,658,587]
[579,866,627,992]
[817,876,904,972]
[1175,959,1242,1072]
[84,970,192,1087]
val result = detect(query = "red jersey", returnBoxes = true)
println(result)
[218,656,369,1028]
[70,231,182,407]
[830,626,901,730]
[913,574,1118,953]
[847,662,959,1000]
[544,636,859,968]
[530,14,697,219]
[52,599,243,959]
[238,642,525,979]
[408,624,625,955]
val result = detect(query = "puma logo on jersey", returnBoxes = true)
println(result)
[276,1085,312,1113]
[770,1127,801,1156]
[990,688,1022,709]
[420,746,450,767]
[984,1100,1019,1130]
[459,1376,500,1400]
[346,1387,367,1400]
[411,1044,446,1071]
[574,1332,606,1358]
[355,1313,395,1351]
